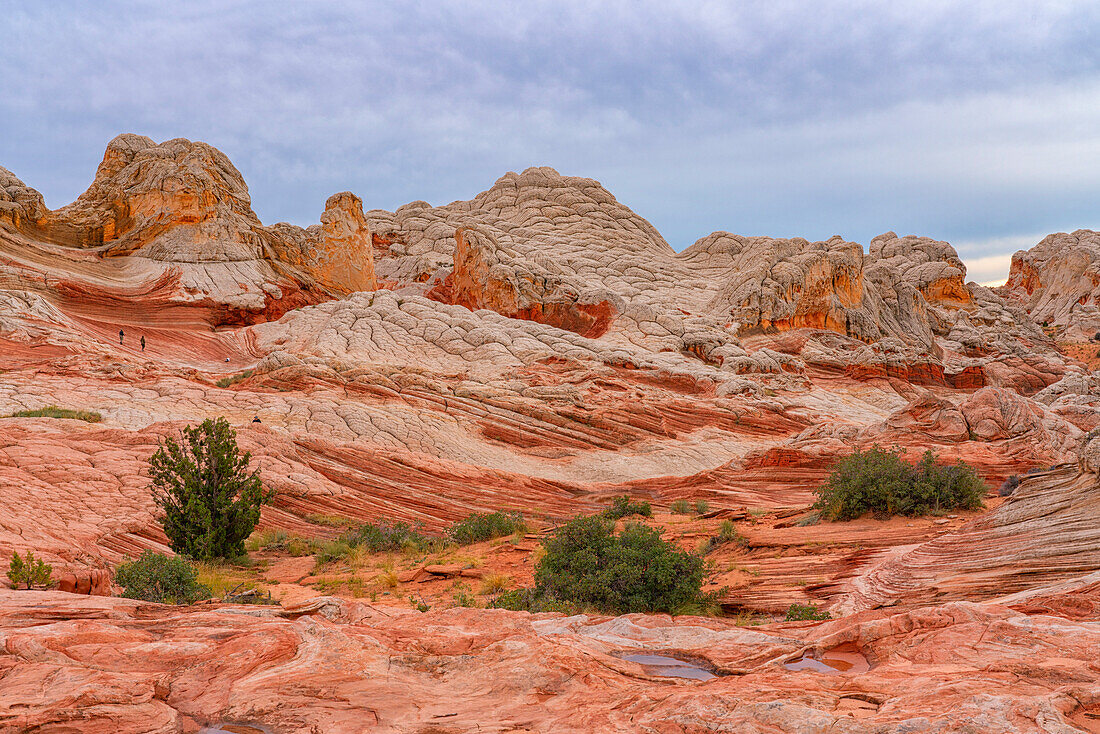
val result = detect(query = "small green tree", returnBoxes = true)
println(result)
[150,417,273,560]
[115,552,209,604]
[6,551,53,589]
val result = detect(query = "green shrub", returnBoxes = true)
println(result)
[314,539,355,565]
[451,587,481,608]
[6,551,53,589]
[488,587,583,614]
[150,417,274,561]
[341,519,440,554]
[784,603,831,621]
[447,511,527,545]
[669,499,692,515]
[215,370,253,388]
[532,515,708,614]
[694,500,709,515]
[698,520,746,555]
[814,446,986,521]
[603,495,652,521]
[10,405,101,423]
[115,551,210,604]
[315,519,442,565]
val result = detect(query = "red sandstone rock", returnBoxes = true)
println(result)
[54,569,112,596]
[1,590,1099,733]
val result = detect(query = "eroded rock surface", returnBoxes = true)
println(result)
[1004,229,1100,339]
[1,136,1100,731]
[2,591,1100,734]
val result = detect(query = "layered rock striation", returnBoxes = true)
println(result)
[1,134,1098,614]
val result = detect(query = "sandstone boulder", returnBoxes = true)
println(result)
[54,568,112,596]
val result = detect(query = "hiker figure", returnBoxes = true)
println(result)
[140,335,146,352]
[252,416,261,423]
[118,329,124,345]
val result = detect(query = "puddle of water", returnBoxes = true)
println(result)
[621,653,717,681]
[783,643,871,674]
[198,725,273,734]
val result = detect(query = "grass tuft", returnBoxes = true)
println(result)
[698,520,747,555]
[479,572,511,595]
[10,405,101,423]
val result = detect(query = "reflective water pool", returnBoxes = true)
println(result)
[783,643,872,674]
[621,653,717,680]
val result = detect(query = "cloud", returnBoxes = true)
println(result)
[961,253,1016,286]
[1,1,1099,252]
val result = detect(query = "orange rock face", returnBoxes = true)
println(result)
[437,226,618,337]
[2,137,1100,731]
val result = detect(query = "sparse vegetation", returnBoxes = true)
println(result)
[215,369,253,388]
[450,584,480,608]
[670,499,711,516]
[115,551,210,604]
[192,560,269,603]
[603,495,652,521]
[813,446,986,521]
[150,417,274,561]
[784,603,831,621]
[305,513,357,528]
[314,519,445,566]
[698,520,747,555]
[246,529,318,557]
[375,568,400,589]
[670,499,693,515]
[488,587,582,614]
[479,572,511,595]
[446,511,527,545]
[6,551,53,589]
[9,405,101,423]
[246,528,288,552]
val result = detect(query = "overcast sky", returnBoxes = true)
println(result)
[4,1,1099,284]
